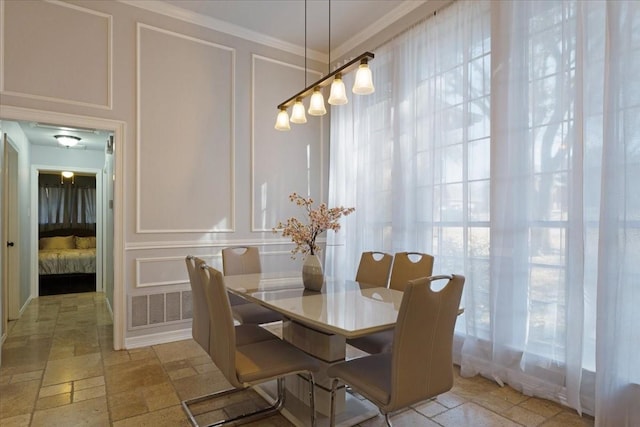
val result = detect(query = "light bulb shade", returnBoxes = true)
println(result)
[61,171,74,178]
[54,135,81,147]
[328,75,348,105]
[274,109,291,131]
[352,63,375,95]
[290,99,307,123]
[308,88,327,116]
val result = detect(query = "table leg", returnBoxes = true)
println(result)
[273,320,378,426]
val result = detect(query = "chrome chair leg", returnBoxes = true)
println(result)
[329,378,340,427]
[181,378,287,427]
[384,411,392,426]
[308,373,316,427]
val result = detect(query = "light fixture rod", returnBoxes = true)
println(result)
[277,51,374,110]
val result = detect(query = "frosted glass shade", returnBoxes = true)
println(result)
[54,135,80,147]
[308,88,327,116]
[290,99,307,123]
[352,63,375,95]
[328,75,348,105]
[274,109,291,131]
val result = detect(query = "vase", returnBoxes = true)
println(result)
[302,253,324,292]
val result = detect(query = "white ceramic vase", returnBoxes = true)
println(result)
[302,253,324,292]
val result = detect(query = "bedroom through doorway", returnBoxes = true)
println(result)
[37,171,98,296]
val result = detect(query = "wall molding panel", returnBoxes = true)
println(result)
[135,255,216,288]
[136,23,235,233]
[251,54,325,232]
[0,0,113,109]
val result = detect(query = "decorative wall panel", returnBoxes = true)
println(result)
[1,0,112,108]
[251,55,324,231]
[136,255,215,288]
[137,24,235,233]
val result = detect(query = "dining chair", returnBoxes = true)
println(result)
[221,246,283,324]
[181,264,320,427]
[184,256,277,351]
[388,251,434,291]
[347,251,435,354]
[354,251,393,287]
[328,275,465,427]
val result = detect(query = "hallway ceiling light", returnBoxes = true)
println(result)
[275,0,374,131]
[55,135,81,147]
[61,171,74,178]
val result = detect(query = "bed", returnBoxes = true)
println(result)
[38,228,96,295]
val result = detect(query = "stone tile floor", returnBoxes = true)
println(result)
[0,292,595,426]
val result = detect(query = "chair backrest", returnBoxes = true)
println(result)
[355,251,393,287]
[388,252,434,291]
[198,264,243,388]
[222,246,262,276]
[185,256,210,351]
[388,274,465,411]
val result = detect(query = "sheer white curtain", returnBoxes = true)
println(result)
[327,0,639,424]
[595,1,640,425]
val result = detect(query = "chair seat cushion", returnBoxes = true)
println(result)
[236,339,320,384]
[235,324,278,347]
[327,353,392,406]
[232,303,283,325]
[347,329,394,354]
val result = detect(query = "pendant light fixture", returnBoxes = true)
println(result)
[275,106,291,131]
[328,73,348,105]
[290,98,307,123]
[308,87,327,115]
[275,0,374,131]
[352,58,375,94]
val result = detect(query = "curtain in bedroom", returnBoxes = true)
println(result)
[39,183,96,232]
[326,0,639,424]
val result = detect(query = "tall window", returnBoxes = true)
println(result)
[328,1,640,423]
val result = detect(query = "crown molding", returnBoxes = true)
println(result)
[332,0,427,60]
[118,0,328,63]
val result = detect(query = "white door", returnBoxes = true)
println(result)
[2,133,20,332]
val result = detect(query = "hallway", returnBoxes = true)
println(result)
[1,293,594,426]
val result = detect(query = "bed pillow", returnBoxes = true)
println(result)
[39,235,75,250]
[75,236,96,249]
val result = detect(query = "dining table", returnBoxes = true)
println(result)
[223,271,405,427]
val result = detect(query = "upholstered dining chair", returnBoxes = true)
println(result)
[388,251,434,291]
[221,246,283,324]
[184,256,277,351]
[328,275,465,427]
[354,251,393,287]
[181,264,319,427]
[347,251,435,354]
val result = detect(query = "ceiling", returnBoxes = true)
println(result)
[19,122,111,152]
[151,0,428,60]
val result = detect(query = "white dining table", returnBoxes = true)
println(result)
[224,271,404,427]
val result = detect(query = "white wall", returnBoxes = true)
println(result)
[0,0,328,347]
[0,0,443,348]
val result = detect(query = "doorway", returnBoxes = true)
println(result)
[0,106,125,350]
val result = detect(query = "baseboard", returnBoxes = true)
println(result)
[105,296,114,320]
[19,295,33,316]
[124,328,192,349]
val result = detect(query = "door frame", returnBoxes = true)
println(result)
[0,106,126,350]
